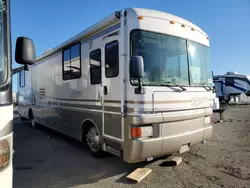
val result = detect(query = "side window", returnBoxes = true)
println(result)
[90,49,101,85]
[105,40,119,78]
[19,70,25,87]
[63,49,71,80]
[225,77,234,86]
[63,43,81,80]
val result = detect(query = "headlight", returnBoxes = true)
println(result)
[0,139,10,168]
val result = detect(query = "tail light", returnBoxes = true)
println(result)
[0,139,10,168]
[131,125,153,139]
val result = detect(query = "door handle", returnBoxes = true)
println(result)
[104,86,108,95]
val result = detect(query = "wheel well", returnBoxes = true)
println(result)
[81,120,95,143]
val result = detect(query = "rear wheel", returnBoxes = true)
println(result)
[29,110,37,129]
[86,125,105,157]
[20,116,26,121]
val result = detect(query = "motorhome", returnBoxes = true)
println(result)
[17,8,213,163]
[0,0,35,187]
[213,72,250,103]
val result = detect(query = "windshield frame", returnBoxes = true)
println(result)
[129,29,211,88]
[0,0,9,87]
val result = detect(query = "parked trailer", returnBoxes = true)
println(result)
[213,71,250,103]
[18,8,213,163]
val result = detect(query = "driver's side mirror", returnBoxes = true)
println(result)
[15,37,36,67]
[130,56,144,79]
[130,56,145,94]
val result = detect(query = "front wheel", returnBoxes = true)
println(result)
[86,126,106,157]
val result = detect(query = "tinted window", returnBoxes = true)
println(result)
[19,70,25,87]
[105,41,119,78]
[90,49,101,85]
[70,44,81,78]
[63,49,71,80]
[63,43,81,80]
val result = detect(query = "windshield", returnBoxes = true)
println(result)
[187,41,211,85]
[0,0,7,85]
[130,30,212,87]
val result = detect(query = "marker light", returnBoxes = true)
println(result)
[138,16,144,20]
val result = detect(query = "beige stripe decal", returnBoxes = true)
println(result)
[55,98,191,105]
[104,100,191,104]
[125,100,191,104]
[55,98,99,102]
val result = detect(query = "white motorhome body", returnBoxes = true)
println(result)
[213,72,250,102]
[0,0,13,187]
[18,8,213,163]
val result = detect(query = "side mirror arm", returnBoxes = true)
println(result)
[135,78,146,94]
[24,64,29,71]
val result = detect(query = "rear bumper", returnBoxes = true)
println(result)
[123,117,213,163]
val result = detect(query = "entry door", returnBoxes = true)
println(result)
[102,37,122,142]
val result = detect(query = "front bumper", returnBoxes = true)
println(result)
[123,108,213,163]
[124,125,212,163]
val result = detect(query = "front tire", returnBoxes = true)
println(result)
[86,126,105,157]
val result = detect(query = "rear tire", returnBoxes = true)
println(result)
[86,125,106,158]
[20,116,26,121]
[29,110,38,129]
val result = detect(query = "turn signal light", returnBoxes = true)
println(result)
[170,21,175,24]
[131,125,153,138]
[131,127,142,138]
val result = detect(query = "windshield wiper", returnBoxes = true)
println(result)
[200,83,212,91]
[163,82,187,92]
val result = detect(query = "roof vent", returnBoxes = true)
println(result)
[226,71,238,75]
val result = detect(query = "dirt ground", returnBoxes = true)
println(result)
[13,106,250,188]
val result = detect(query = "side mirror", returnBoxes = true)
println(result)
[130,56,144,79]
[15,37,36,65]
[130,56,145,94]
